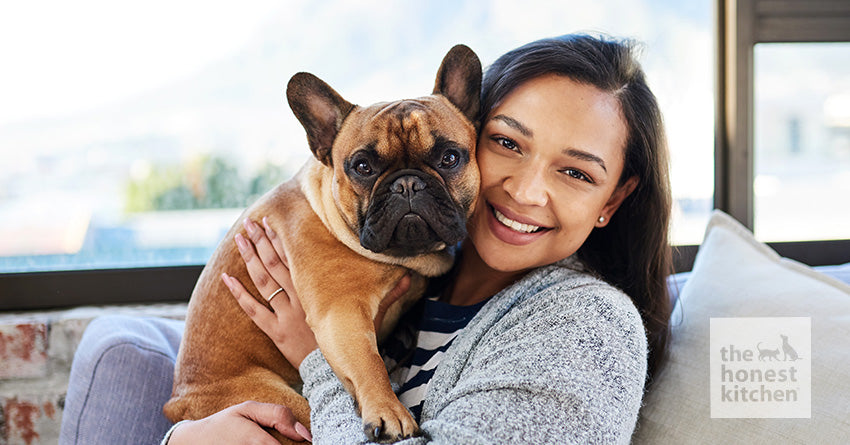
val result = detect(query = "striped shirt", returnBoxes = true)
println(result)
[382,295,487,421]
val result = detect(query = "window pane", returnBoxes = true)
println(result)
[754,43,850,242]
[0,1,713,273]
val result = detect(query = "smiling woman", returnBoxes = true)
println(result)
[459,36,672,382]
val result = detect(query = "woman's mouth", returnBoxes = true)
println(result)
[493,208,543,233]
[486,203,551,245]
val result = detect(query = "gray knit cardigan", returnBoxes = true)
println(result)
[300,258,648,444]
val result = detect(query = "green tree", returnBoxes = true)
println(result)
[125,155,294,212]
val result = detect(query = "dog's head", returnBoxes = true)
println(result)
[287,45,481,257]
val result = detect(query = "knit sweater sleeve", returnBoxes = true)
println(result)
[300,266,648,445]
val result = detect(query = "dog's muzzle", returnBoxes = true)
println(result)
[359,169,466,256]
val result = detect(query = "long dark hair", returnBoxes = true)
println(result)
[480,34,673,384]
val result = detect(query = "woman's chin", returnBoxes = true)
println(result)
[469,235,528,273]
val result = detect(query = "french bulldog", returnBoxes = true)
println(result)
[164,44,482,443]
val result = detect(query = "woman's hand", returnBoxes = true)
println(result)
[222,217,318,369]
[222,217,412,369]
[167,401,311,444]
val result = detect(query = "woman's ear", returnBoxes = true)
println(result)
[596,176,639,227]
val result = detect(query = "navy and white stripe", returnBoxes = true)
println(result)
[382,296,487,421]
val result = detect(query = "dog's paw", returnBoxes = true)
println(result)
[362,403,420,443]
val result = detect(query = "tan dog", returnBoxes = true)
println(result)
[163,45,482,443]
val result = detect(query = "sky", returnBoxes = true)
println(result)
[0,0,282,125]
[0,0,710,126]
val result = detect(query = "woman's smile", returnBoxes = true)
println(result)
[486,202,551,245]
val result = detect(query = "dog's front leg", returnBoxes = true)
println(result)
[310,304,419,443]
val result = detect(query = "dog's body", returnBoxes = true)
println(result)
[164,45,482,443]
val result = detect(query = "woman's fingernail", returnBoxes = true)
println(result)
[242,218,256,235]
[262,216,274,236]
[295,422,312,442]
[235,233,248,252]
[220,273,232,288]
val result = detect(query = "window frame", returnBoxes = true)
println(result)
[0,266,201,311]
[3,0,850,311]
[708,0,850,275]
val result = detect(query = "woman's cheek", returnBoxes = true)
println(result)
[477,147,509,185]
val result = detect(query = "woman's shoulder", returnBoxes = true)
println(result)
[474,256,647,365]
[456,256,648,405]
[506,257,643,328]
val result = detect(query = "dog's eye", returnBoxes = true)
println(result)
[439,150,459,169]
[354,160,373,176]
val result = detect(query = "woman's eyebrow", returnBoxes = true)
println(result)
[563,148,607,173]
[491,114,533,137]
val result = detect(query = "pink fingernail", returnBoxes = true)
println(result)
[220,273,232,289]
[295,422,312,442]
[242,218,256,235]
[262,217,274,235]
[234,233,248,251]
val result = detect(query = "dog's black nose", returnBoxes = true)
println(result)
[391,175,426,199]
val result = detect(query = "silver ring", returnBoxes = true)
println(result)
[267,287,284,302]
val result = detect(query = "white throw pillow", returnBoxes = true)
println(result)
[633,210,850,443]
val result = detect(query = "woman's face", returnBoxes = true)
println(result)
[468,74,637,273]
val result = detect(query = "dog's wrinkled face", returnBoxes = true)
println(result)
[287,44,482,257]
[335,96,479,256]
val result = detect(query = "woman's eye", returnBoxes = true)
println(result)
[355,160,373,176]
[439,150,460,169]
[563,168,592,183]
[493,136,519,152]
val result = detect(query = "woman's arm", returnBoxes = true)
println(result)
[299,272,648,444]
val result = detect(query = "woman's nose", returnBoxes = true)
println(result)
[503,166,549,207]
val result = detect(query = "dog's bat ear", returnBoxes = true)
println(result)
[287,73,355,166]
[433,44,482,125]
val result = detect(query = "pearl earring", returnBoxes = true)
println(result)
[597,216,605,223]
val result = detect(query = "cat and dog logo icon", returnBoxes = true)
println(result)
[756,334,802,362]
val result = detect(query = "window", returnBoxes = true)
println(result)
[715,0,850,267]
[2,1,715,309]
[753,42,850,242]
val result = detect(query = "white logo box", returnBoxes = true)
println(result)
[709,317,811,418]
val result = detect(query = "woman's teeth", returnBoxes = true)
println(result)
[493,208,542,233]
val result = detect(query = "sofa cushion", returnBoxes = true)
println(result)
[667,261,850,304]
[635,210,850,442]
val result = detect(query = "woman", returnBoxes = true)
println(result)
[61,33,672,445]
